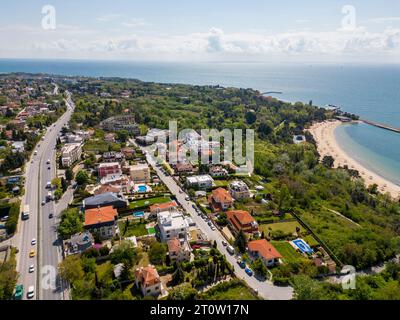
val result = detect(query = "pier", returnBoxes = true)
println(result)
[361,119,400,134]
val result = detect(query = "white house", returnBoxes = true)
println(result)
[157,210,189,242]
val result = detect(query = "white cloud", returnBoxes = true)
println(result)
[370,17,400,24]
[121,18,151,28]
[96,14,121,22]
[1,24,400,62]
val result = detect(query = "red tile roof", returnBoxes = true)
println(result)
[84,206,117,227]
[167,238,181,253]
[226,210,254,225]
[248,239,282,260]
[149,201,177,213]
[212,188,233,203]
[135,265,160,286]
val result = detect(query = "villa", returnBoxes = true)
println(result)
[83,192,128,209]
[157,210,189,242]
[228,180,251,200]
[209,187,233,211]
[135,265,162,297]
[149,201,178,215]
[247,239,282,267]
[84,206,118,240]
[167,238,191,263]
[126,163,151,183]
[226,210,259,235]
[186,175,214,190]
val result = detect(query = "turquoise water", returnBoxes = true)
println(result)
[0,59,398,185]
[335,123,400,186]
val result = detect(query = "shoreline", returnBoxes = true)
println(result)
[308,120,400,200]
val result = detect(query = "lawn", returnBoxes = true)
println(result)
[259,220,306,235]
[128,196,171,210]
[118,220,148,237]
[271,241,307,263]
[213,180,230,187]
[83,140,111,153]
[201,280,259,300]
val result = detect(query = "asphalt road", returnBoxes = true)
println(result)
[16,91,75,300]
[142,145,293,300]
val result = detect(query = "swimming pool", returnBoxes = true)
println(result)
[291,238,313,254]
[133,211,144,218]
[137,185,147,193]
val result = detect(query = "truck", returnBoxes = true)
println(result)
[22,204,30,220]
[226,245,235,255]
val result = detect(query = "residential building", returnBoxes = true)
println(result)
[209,187,233,211]
[98,162,121,178]
[247,239,282,267]
[209,166,228,177]
[102,151,125,163]
[135,265,162,297]
[121,147,135,159]
[174,163,194,175]
[126,163,150,183]
[61,143,82,167]
[228,180,251,200]
[167,238,191,263]
[226,210,259,234]
[84,206,118,239]
[149,201,178,215]
[94,184,121,195]
[157,210,189,242]
[101,115,140,136]
[64,231,94,255]
[186,175,214,189]
[104,133,116,143]
[11,141,25,153]
[83,192,127,209]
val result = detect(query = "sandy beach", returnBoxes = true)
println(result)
[308,120,400,200]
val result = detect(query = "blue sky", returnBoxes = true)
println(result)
[1,0,400,62]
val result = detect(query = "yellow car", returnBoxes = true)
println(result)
[29,250,36,258]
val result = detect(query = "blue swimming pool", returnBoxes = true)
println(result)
[291,239,313,254]
[137,185,147,193]
[133,211,144,218]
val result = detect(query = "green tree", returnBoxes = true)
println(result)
[168,283,197,300]
[58,255,84,283]
[75,170,89,185]
[322,155,335,168]
[58,208,83,239]
[110,242,137,268]
[149,241,167,265]
[253,258,268,278]
[171,263,185,285]
[234,230,246,254]
[65,168,74,182]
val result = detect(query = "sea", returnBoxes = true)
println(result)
[0,59,399,185]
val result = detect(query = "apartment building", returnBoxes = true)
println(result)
[61,143,82,167]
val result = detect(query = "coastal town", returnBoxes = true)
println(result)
[1,74,400,302]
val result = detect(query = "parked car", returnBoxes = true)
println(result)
[14,285,23,300]
[27,286,35,299]
[49,213,54,219]
[221,240,227,246]
[211,226,216,231]
[245,267,253,276]
[237,259,246,269]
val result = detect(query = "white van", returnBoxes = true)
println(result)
[226,245,235,255]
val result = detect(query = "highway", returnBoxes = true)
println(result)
[16,90,75,300]
[141,145,293,300]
